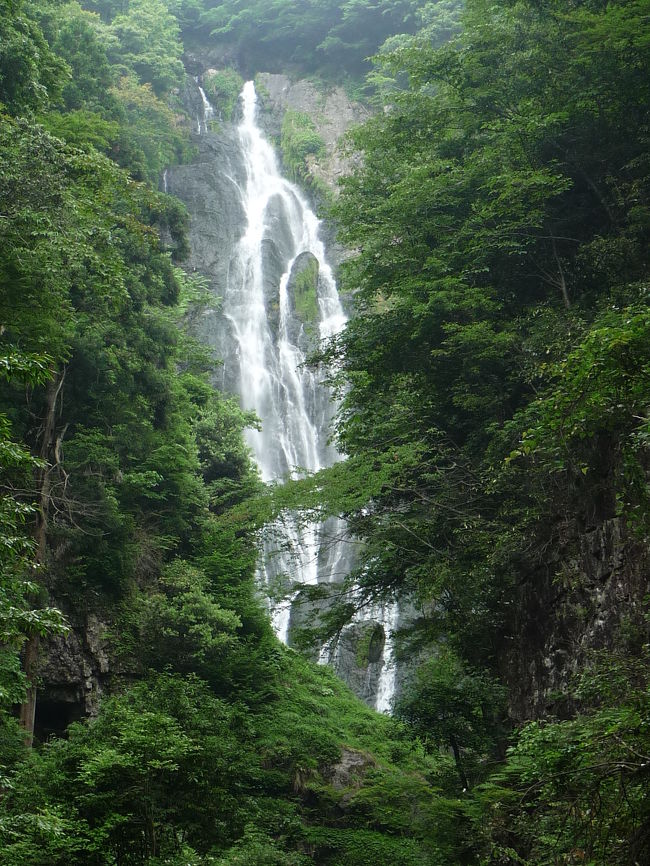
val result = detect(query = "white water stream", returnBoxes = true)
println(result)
[195,79,215,133]
[204,81,397,712]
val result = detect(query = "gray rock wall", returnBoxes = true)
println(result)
[36,613,111,739]
[254,72,369,191]
[165,124,247,391]
[506,517,650,720]
[253,72,368,275]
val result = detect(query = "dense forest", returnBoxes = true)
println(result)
[1,0,649,864]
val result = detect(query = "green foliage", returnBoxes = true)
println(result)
[132,559,242,678]
[0,353,67,710]
[108,0,184,95]
[214,828,310,865]
[37,0,113,112]
[110,75,192,182]
[0,104,208,700]
[0,658,447,864]
[202,68,244,121]
[0,0,68,115]
[469,651,650,865]
[505,291,650,529]
[301,826,430,865]
[280,109,325,185]
[2,0,649,864]
[396,648,506,790]
[309,0,650,652]
[199,0,445,79]
[0,676,246,863]
[291,257,320,323]
[31,0,192,180]
[288,0,650,861]
[40,109,120,153]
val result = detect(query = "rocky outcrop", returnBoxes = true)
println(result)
[164,121,248,392]
[254,72,369,192]
[261,191,298,338]
[506,517,650,721]
[333,621,388,707]
[326,747,377,791]
[36,613,111,740]
[254,73,367,272]
[284,251,319,348]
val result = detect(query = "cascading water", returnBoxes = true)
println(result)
[173,79,399,712]
[194,78,214,133]
[224,81,348,639]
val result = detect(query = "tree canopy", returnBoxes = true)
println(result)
[0,0,649,863]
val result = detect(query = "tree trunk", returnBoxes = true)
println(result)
[18,368,65,745]
[18,635,39,747]
[449,734,469,791]
[551,235,571,310]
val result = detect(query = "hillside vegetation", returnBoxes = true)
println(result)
[0,0,649,864]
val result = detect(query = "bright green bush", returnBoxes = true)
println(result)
[202,68,244,121]
[280,110,325,184]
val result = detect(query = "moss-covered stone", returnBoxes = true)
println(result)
[280,108,325,184]
[202,67,244,121]
[355,622,386,668]
[287,252,319,324]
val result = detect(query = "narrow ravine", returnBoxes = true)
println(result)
[171,79,399,711]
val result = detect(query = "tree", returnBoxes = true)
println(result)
[0,111,194,737]
[396,649,505,790]
[315,0,650,658]
[108,0,184,95]
[0,0,67,115]
[0,352,66,733]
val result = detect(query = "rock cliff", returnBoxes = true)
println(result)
[506,516,650,720]
[254,72,369,191]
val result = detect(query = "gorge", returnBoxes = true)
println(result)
[1,0,649,863]
[166,76,401,710]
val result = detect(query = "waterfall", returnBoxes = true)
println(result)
[224,81,344,640]
[174,80,398,712]
[226,82,343,478]
[194,78,215,133]
[374,601,400,713]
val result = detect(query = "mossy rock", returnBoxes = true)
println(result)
[280,109,325,184]
[355,621,386,668]
[202,67,244,121]
[287,251,320,324]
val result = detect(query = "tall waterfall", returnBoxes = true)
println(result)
[227,82,344,481]
[225,81,348,642]
[168,80,399,712]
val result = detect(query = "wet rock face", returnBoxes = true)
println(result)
[180,75,210,129]
[334,621,387,706]
[167,131,246,281]
[254,73,369,190]
[165,125,248,391]
[254,72,368,272]
[261,192,297,337]
[166,72,361,386]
